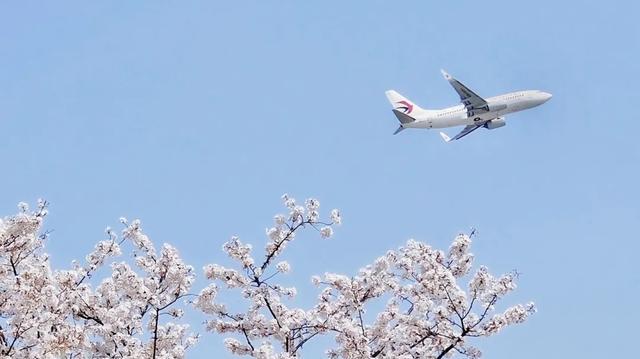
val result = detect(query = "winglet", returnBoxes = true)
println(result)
[441,69,452,81]
[393,125,405,135]
[439,131,452,143]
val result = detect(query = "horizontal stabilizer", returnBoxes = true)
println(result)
[393,125,405,135]
[392,109,415,124]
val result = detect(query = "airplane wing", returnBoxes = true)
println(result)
[439,124,483,142]
[441,69,489,117]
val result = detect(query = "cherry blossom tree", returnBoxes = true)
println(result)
[0,195,534,358]
[195,195,535,358]
[0,201,196,358]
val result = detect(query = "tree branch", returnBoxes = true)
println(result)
[152,308,160,359]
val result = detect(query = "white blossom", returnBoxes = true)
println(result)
[0,197,533,359]
[0,202,195,358]
[194,196,534,358]
[330,209,341,225]
[320,226,333,239]
[276,261,291,274]
[17,201,29,212]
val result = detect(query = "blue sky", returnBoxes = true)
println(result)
[1,1,639,357]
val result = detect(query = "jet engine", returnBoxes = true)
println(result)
[484,117,506,129]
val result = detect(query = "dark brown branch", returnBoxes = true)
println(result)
[76,310,104,326]
[436,339,462,359]
[443,285,466,331]
[260,221,304,272]
[241,328,254,351]
[357,309,366,337]
[151,308,160,359]
[263,297,290,352]
[9,258,17,277]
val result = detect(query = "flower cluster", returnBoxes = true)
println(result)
[0,196,534,358]
[196,195,342,358]
[0,202,197,358]
[196,196,534,358]
[310,236,535,358]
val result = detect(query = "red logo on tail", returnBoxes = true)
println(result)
[395,100,414,114]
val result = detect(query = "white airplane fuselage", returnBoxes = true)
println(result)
[403,90,552,130]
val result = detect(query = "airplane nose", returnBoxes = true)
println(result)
[540,92,552,102]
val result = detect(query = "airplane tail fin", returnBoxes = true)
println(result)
[385,90,423,118]
[385,90,423,134]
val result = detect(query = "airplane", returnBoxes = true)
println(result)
[385,70,552,142]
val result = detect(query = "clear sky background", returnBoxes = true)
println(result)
[1,1,639,358]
